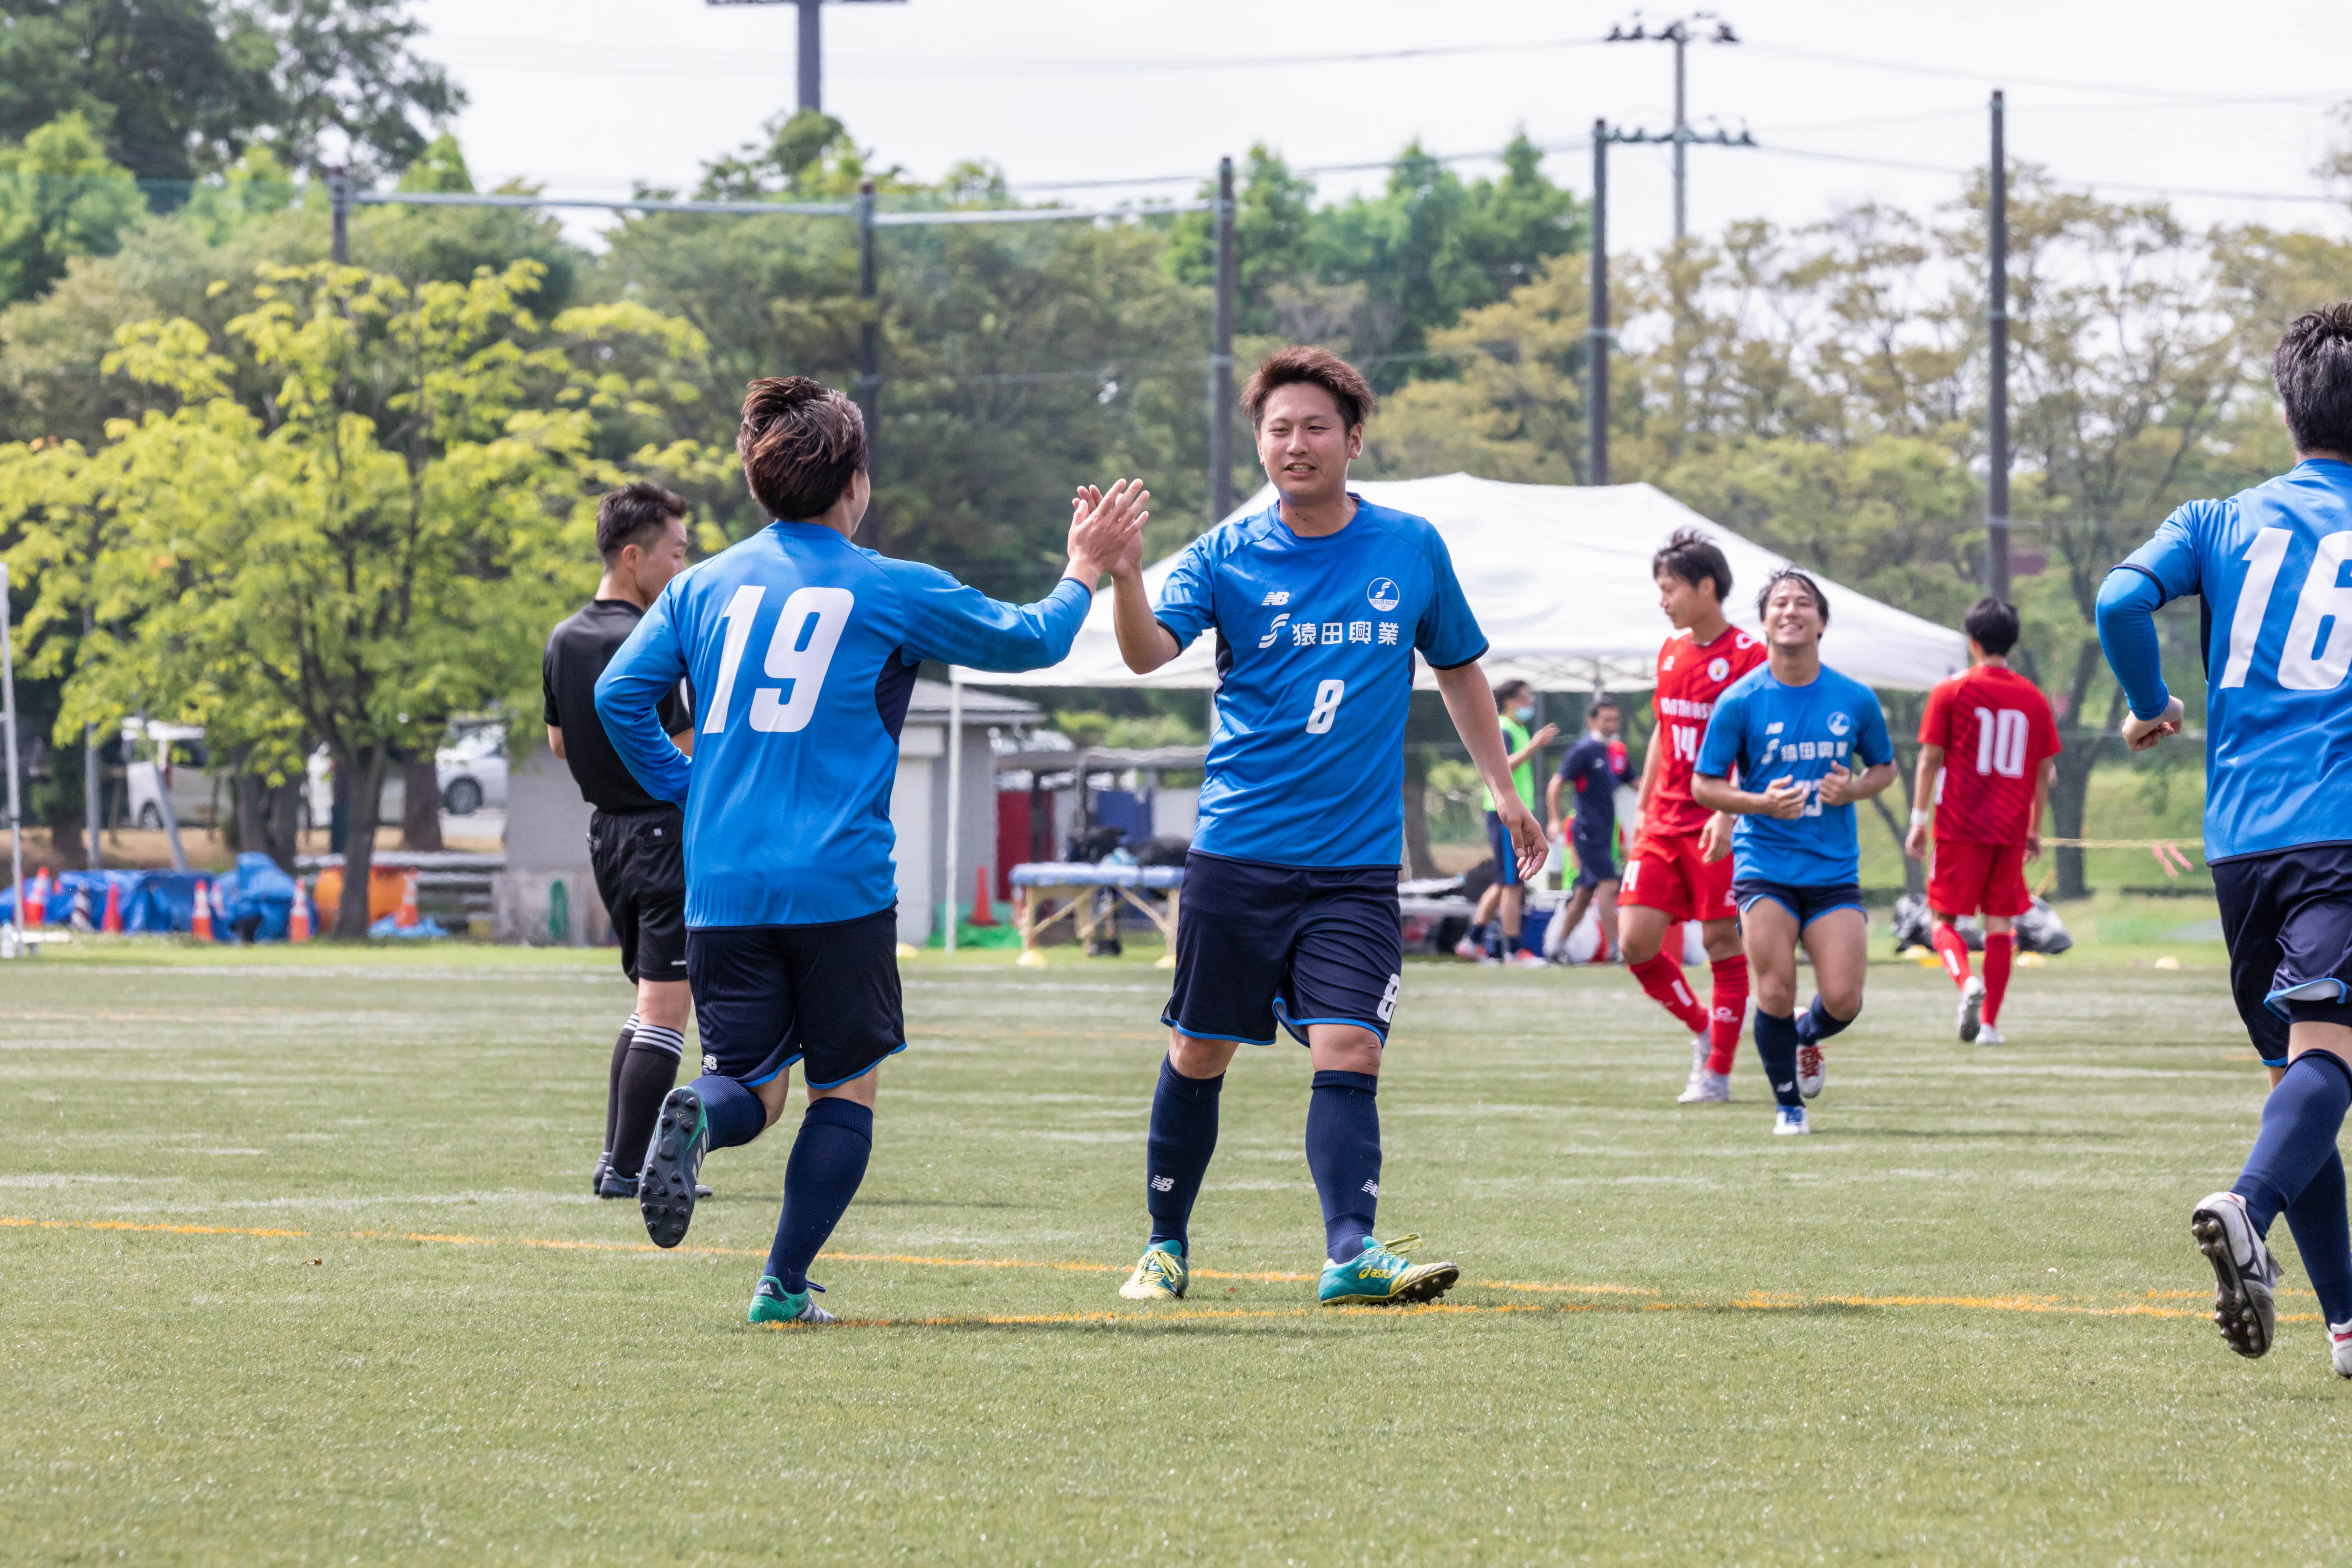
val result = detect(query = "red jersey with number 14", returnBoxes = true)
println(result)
[1645,626,1767,838]
[1919,664,2060,845]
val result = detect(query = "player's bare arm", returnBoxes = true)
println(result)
[548,723,567,760]
[1697,809,1734,862]
[1906,742,1945,860]
[1509,723,1560,771]
[1545,771,1566,840]
[1692,770,1809,821]
[1436,661,1547,881]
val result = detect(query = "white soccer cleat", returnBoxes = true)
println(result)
[1772,1104,1811,1136]
[1507,948,1548,969]
[1975,1024,2007,1045]
[1678,1033,1710,1098]
[2191,1191,2278,1360]
[1677,1068,1730,1104]
[1958,975,1985,1042]
[1795,1042,1825,1100]
[1452,936,1483,961]
[2331,1320,2352,1379]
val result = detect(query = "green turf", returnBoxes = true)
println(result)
[2,936,2342,1565]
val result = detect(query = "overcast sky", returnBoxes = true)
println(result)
[411,0,2352,250]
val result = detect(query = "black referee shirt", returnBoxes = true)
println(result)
[542,599,690,814]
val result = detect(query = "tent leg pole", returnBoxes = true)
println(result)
[944,671,962,956]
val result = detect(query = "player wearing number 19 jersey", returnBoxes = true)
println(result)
[2098,304,2352,1379]
[596,376,1144,1328]
[1104,347,1543,1310]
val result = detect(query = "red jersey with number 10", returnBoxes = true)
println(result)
[1919,664,2061,845]
[1644,626,1767,838]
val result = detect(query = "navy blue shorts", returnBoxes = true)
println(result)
[1486,811,1523,888]
[1163,850,1403,1047]
[2214,842,2352,1068]
[1733,878,1866,928]
[1571,825,1618,891]
[685,907,906,1089]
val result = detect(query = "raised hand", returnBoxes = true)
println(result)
[1066,479,1150,585]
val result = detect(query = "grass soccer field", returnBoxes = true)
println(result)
[5,937,2347,1564]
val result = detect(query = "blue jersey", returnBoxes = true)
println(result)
[2109,461,2352,862]
[1695,663,1894,887]
[1154,496,1486,868]
[596,522,1090,927]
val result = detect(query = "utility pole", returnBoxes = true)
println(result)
[1590,121,1609,488]
[1,561,21,952]
[705,0,909,117]
[82,604,100,871]
[329,164,349,263]
[1210,155,1237,525]
[1605,12,1741,243]
[1985,88,2011,602]
[855,177,879,481]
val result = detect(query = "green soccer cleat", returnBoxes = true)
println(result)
[1318,1233,1460,1306]
[748,1276,835,1326]
[638,1086,709,1249]
[1119,1242,1188,1301]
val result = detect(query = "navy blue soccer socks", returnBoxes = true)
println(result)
[1307,1070,1382,1263]
[1793,994,1856,1046]
[2283,1148,2352,1327]
[1752,1009,1805,1109]
[2233,1051,2352,1323]
[690,1073,767,1152]
[1145,1059,1224,1252]
[764,1097,874,1294]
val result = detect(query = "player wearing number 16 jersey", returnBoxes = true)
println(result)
[596,376,1146,1327]
[1102,347,1545,1309]
[2098,304,2352,1380]
[1905,597,2060,1045]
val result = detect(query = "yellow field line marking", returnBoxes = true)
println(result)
[8,1213,2317,1323]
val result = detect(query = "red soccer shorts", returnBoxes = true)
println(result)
[1620,831,1738,924]
[1929,838,2032,919]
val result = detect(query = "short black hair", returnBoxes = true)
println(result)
[2274,303,2352,456]
[1757,567,1830,626]
[1962,595,2020,656]
[1588,695,1618,713]
[1494,678,1534,706]
[596,481,687,564]
[1653,527,1732,603]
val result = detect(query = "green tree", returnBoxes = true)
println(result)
[4,258,707,934]
[0,113,145,304]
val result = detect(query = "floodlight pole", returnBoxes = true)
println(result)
[856,177,879,480]
[1985,88,2011,601]
[1,562,22,953]
[1589,121,1609,488]
[1210,155,1237,525]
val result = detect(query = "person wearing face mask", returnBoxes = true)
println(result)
[1692,569,1897,1136]
[1457,680,1559,967]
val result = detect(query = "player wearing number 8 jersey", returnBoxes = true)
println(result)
[1101,346,1545,1308]
[2098,304,2352,1379]
[1904,597,2059,1045]
[595,376,1147,1326]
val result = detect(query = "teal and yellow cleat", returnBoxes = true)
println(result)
[1119,1241,1188,1301]
[749,1276,835,1326]
[1317,1233,1459,1306]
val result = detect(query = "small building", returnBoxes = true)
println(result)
[493,679,1040,950]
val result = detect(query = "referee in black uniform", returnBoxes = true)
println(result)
[544,482,699,1200]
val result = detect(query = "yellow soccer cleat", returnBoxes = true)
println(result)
[1119,1242,1188,1301]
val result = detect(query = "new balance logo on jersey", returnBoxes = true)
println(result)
[1261,590,1290,606]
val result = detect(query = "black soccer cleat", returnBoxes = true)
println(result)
[2192,1191,2277,1360]
[639,1087,710,1249]
[591,1151,610,1197]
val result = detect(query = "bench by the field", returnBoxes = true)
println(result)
[1008,861,1183,968]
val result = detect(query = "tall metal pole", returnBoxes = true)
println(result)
[1671,25,1688,243]
[82,604,100,870]
[1,563,22,952]
[1986,89,2011,601]
[1210,155,1237,525]
[1589,122,1610,488]
[942,671,962,955]
[329,165,350,263]
[796,0,823,113]
[855,177,878,481]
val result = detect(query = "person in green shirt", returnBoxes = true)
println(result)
[1454,678,1558,965]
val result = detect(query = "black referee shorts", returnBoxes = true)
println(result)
[588,806,688,985]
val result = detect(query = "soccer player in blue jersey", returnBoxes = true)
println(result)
[596,376,1147,1326]
[1099,346,1547,1306]
[1692,570,1896,1136]
[2096,304,2352,1379]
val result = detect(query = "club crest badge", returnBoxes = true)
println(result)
[1708,657,1730,681]
[1366,578,1401,612]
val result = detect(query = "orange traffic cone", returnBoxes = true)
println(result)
[101,880,122,933]
[967,866,998,927]
[190,880,214,941]
[24,867,47,925]
[288,880,312,943]
[394,869,421,929]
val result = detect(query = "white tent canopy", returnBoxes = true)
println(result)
[956,475,1966,694]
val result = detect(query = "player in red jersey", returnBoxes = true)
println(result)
[1903,597,2060,1045]
[1622,528,1769,1102]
